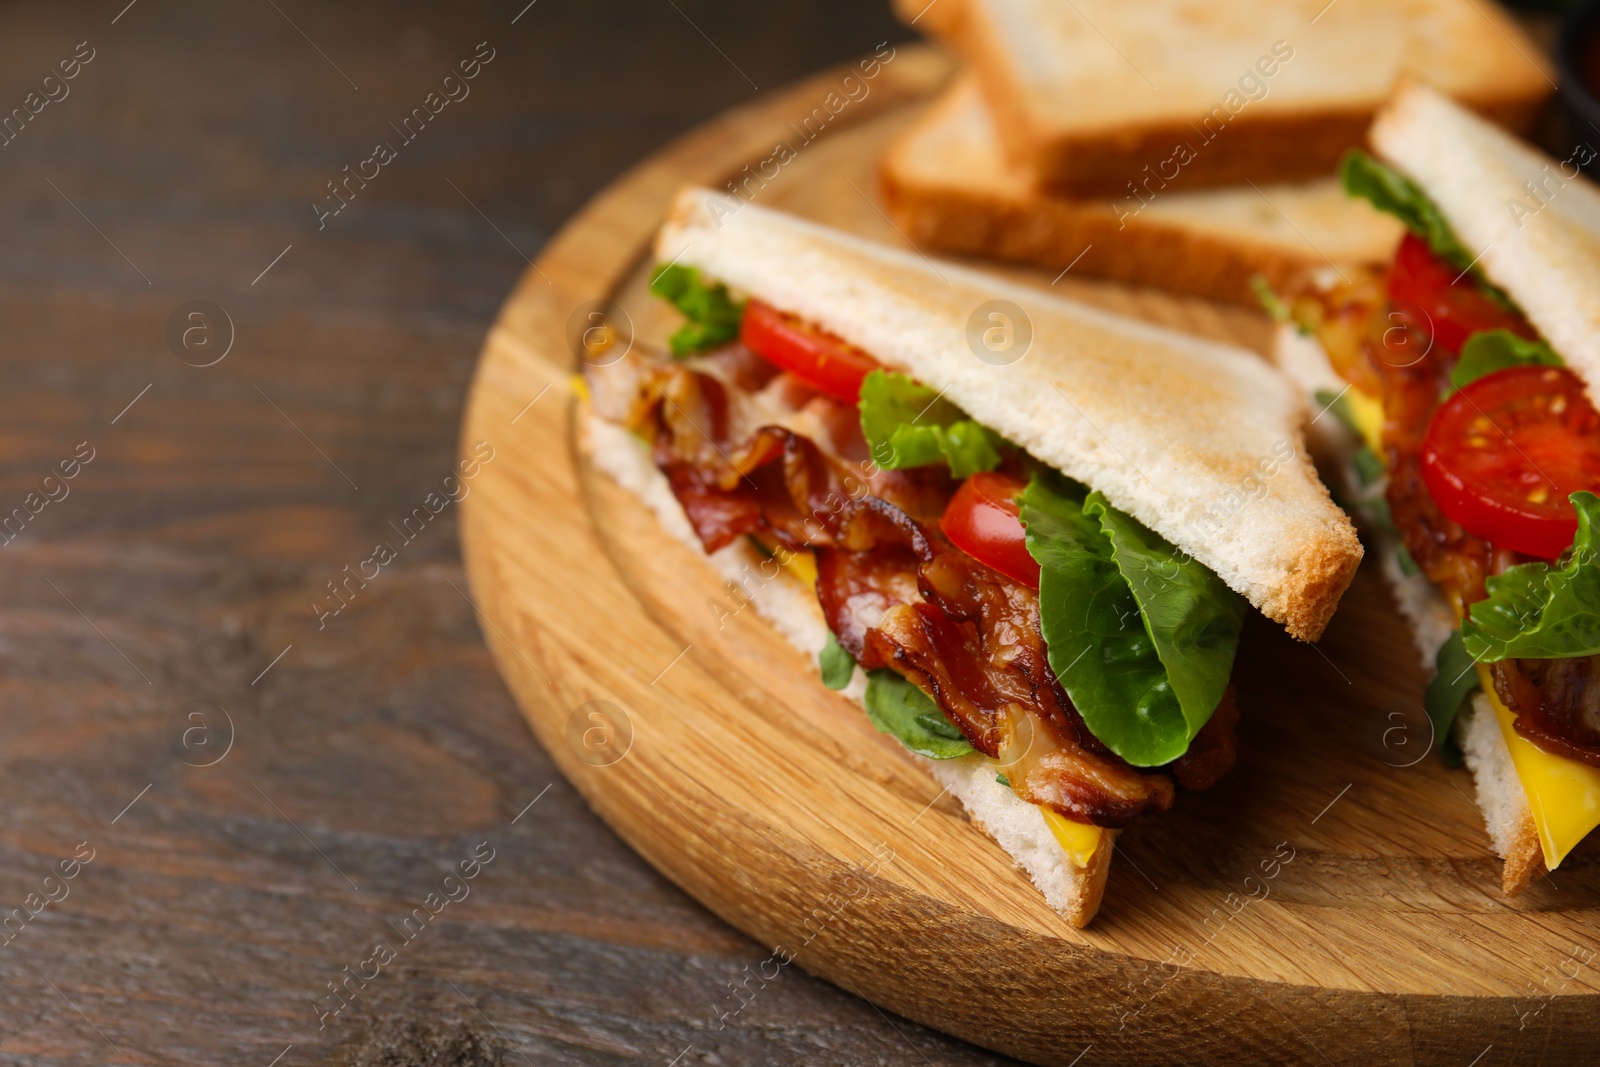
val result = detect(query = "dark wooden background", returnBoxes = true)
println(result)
[0,2,1034,1064]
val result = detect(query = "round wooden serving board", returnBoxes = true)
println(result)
[458,47,1600,1067]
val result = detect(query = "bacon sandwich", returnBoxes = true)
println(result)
[583,189,1362,925]
[1273,82,1600,893]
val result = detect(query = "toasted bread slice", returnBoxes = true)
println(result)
[580,411,1117,926]
[880,77,1404,306]
[895,0,1553,195]
[658,188,1363,640]
[1370,81,1600,402]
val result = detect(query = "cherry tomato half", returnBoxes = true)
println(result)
[1421,365,1600,560]
[941,472,1041,588]
[1386,232,1535,357]
[739,299,879,403]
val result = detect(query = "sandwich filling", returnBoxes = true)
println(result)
[585,264,1248,855]
[1276,151,1600,870]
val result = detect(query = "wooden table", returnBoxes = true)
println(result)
[0,3,1026,1063]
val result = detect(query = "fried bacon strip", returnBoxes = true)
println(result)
[593,350,1236,827]
[821,498,1179,826]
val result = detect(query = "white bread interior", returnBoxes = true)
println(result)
[582,410,1114,926]
[658,188,1362,641]
[1270,324,1542,893]
[1459,695,1544,894]
[879,78,1404,306]
[1369,81,1600,406]
[896,0,1552,191]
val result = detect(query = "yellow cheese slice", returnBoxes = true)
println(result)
[780,548,817,588]
[1345,386,1384,454]
[1039,807,1101,869]
[1475,664,1600,870]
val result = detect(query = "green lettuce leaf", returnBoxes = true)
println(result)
[1086,492,1244,741]
[1340,150,1520,310]
[1019,471,1239,766]
[1249,274,1291,323]
[1313,388,1366,441]
[1462,492,1600,661]
[1352,446,1385,487]
[649,263,744,357]
[819,631,855,690]
[862,669,974,759]
[1449,329,1563,393]
[1340,150,1476,273]
[858,369,1003,479]
[1424,629,1476,768]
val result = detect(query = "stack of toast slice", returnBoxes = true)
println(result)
[882,0,1553,305]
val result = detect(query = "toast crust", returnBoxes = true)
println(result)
[880,162,1323,305]
[908,0,1553,194]
[976,84,1547,200]
[879,79,1403,306]
[1502,817,1545,897]
[893,0,960,35]
[1460,696,1546,898]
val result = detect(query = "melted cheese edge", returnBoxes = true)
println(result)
[1039,807,1101,868]
[1475,664,1600,870]
[1345,386,1385,453]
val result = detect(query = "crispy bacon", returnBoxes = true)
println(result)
[823,499,1177,826]
[1169,687,1240,790]
[1496,657,1600,768]
[604,352,952,551]
[594,350,1236,827]
[814,497,929,656]
[661,427,838,553]
[1378,336,1494,605]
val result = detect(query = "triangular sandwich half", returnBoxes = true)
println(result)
[1272,82,1600,894]
[583,189,1361,924]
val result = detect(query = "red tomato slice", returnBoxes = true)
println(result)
[1386,232,1535,357]
[941,472,1040,588]
[1421,365,1600,560]
[739,299,879,403]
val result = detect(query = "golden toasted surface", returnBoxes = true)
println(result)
[1503,818,1545,897]
[899,0,1552,192]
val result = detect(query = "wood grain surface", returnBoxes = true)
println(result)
[461,31,1600,1067]
[0,3,1049,1065]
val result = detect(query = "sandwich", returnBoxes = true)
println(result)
[1270,81,1600,894]
[893,0,1551,196]
[880,75,1406,306]
[581,188,1362,925]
